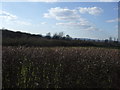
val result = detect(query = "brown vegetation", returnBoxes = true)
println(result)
[2,46,120,88]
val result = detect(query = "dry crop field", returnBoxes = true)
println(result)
[2,46,120,88]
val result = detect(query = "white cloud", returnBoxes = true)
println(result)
[106,18,120,23]
[0,10,31,26]
[56,22,98,31]
[79,7,103,15]
[56,19,90,28]
[44,7,99,31]
[41,22,47,24]
[0,10,17,20]
[15,21,31,26]
[44,7,80,21]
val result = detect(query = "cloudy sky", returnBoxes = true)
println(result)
[0,2,118,40]
[1,0,120,2]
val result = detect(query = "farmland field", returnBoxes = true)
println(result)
[2,46,120,88]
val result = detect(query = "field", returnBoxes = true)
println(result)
[2,46,120,88]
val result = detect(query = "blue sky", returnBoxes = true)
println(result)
[0,2,118,40]
[1,0,119,2]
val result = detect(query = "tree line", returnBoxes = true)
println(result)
[1,29,120,48]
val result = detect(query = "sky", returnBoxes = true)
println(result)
[0,2,119,40]
[1,0,120,2]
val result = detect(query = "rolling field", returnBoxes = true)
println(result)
[2,46,120,88]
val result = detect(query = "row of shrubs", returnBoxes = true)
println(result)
[2,37,120,49]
